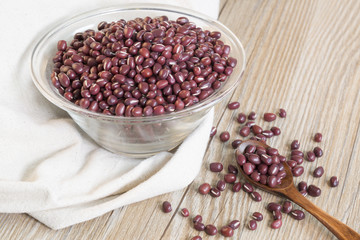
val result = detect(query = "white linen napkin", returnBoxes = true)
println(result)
[0,0,219,230]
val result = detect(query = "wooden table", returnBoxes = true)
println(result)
[1,0,360,239]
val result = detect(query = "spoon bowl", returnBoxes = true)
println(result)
[237,140,360,240]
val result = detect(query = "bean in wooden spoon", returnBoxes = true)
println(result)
[236,140,360,240]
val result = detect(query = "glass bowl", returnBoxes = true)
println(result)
[30,3,246,158]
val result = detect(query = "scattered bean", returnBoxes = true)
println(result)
[248,111,257,120]
[248,220,257,230]
[231,139,243,149]
[220,226,234,237]
[307,151,316,162]
[220,131,230,142]
[205,224,218,236]
[198,183,211,195]
[210,127,217,137]
[232,182,242,192]
[210,187,221,197]
[271,219,282,229]
[313,166,324,178]
[228,101,240,110]
[314,133,323,142]
[194,222,205,231]
[237,113,247,124]
[228,220,240,230]
[252,212,263,221]
[313,147,323,157]
[216,180,226,191]
[330,176,339,187]
[181,208,189,217]
[282,201,293,214]
[162,201,172,213]
[290,209,305,220]
[250,191,262,202]
[210,162,223,172]
[279,108,287,118]
[291,140,300,150]
[308,184,321,197]
[193,215,203,223]
[264,113,276,122]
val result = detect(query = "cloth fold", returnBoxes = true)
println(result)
[0,0,219,230]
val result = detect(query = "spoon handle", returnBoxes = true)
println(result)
[285,186,360,240]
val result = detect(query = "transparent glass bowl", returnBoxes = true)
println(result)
[30,3,246,158]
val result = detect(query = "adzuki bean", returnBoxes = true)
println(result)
[162,201,172,213]
[205,224,218,236]
[52,16,237,116]
[252,212,263,221]
[330,176,339,187]
[313,166,324,178]
[248,220,257,230]
[228,220,240,230]
[220,226,234,237]
[279,108,286,118]
[314,133,323,142]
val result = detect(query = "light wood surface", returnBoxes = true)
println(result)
[1,0,360,239]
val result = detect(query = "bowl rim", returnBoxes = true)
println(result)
[30,3,246,123]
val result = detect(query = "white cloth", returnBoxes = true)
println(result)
[0,0,218,229]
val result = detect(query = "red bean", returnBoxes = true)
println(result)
[210,162,223,172]
[224,173,237,183]
[313,147,323,157]
[191,236,202,240]
[228,220,240,230]
[298,181,308,192]
[252,125,263,135]
[292,166,304,177]
[271,126,281,136]
[216,180,226,191]
[205,224,218,236]
[237,113,246,123]
[290,209,305,220]
[240,126,250,137]
[307,151,316,162]
[180,208,189,217]
[264,113,276,122]
[162,201,172,213]
[210,187,221,197]
[252,212,263,221]
[248,111,257,120]
[232,182,242,192]
[231,139,243,149]
[194,222,205,231]
[291,140,300,150]
[248,220,257,230]
[308,184,321,197]
[220,131,230,142]
[220,226,234,237]
[282,201,293,214]
[313,166,324,178]
[198,183,211,195]
[210,126,217,137]
[193,215,202,223]
[279,108,287,118]
[314,132,323,142]
[228,101,240,110]
[250,191,262,202]
[330,176,339,187]
[271,219,282,229]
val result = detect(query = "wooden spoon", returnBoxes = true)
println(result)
[237,140,360,240]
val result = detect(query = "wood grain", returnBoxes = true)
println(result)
[1,0,360,239]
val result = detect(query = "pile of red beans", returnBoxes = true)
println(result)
[160,105,340,239]
[51,16,237,116]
